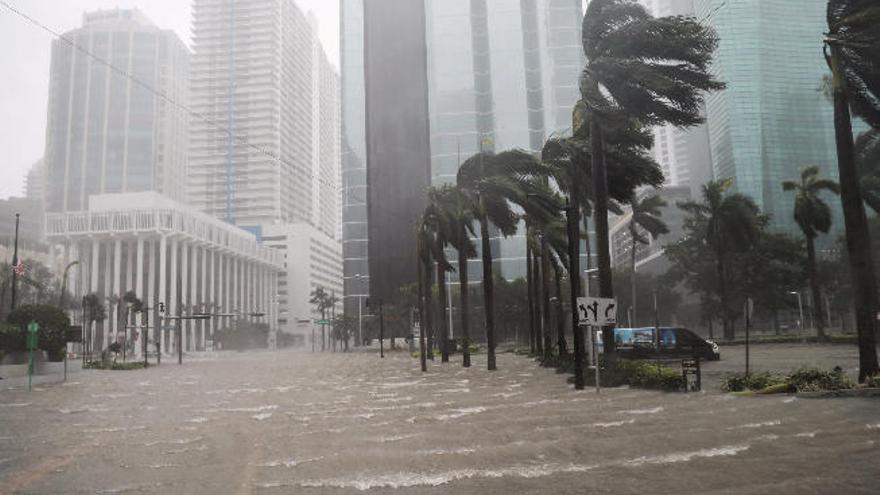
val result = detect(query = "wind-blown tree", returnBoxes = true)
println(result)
[856,129,880,214]
[309,287,330,351]
[678,180,762,340]
[626,194,668,325]
[782,166,840,340]
[423,185,461,363]
[82,293,106,360]
[429,186,478,367]
[457,149,547,370]
[580,0,724,353]
[825,0,880,381]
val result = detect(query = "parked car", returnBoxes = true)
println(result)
[596,327,720,361]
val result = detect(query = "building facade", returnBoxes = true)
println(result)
[341,0,584,315]
[44,9,190,213]
[45,192,284,356]
[694,0,842,235]
[263,223,343,347]
[188,0,340,237]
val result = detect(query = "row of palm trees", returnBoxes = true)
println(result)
[408,0,724,387]
[404,0,880,383]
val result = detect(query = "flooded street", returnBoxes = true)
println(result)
[1,349,878,494]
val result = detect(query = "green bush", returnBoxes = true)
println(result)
[574,358,684,391]
[0,323,25,352]
[84,360,147,371]
[787,367,854,392]
[721,372,786,392]
[721,367,854,393]
[6,305,70,361]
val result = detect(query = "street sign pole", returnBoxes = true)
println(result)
[745,297,753,376]
[27,320,38,392]
[592,326,600,393]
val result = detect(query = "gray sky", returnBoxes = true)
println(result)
[0,0,339,200]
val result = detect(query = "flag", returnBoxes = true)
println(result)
[12,261,25,276]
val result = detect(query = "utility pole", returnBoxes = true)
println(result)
[11,213,20,311]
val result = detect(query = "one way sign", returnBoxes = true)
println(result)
[577,297,618,326]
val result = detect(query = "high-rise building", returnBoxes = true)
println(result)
[636,0,713,196]
[340,0,369,317]
[341,0,585,315]
[188,0,340,237]
[694,0,842,235]
[43,8,190,213]
[25,159,45,205]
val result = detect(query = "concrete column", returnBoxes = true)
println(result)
[126,241,135,292]
[103,241,112,350]
[233,257,239,316]
[90,239,100,349]
[169,237,178,355]
[134,237,144,354]
[208,248,216,341]
[158,236,167,355]
[147,238,156,356]
[112,238,122,343]
[201,245,207,349]
[217,252,225,331]
[189,243,198,351]
[181,241,189,352]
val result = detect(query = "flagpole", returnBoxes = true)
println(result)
[11,213,20,311]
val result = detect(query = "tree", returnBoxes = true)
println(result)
[422,186,461,363]
[457,149,546,370]
[824,0,880,381]
[331,315,355,352]
[7,304,70,361]
[626,194,669,325]
[580,0,724,353]
[782,166,840,339]
[309,287,330,351]
[678,180,762,339]
[856,129,880,214]
[81,293,106,359]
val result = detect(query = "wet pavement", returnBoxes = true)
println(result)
[1,347,878,494]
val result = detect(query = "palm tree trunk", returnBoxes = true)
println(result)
[717,254,733,341]
[805,235,826,340]
[458,232,471,368]
[590,116,616,356]
[437,262,450,363]
[533,249,544,357]
[417,243,427,373]
[829,46,879,381]
[526,238,536,353]
[479,217,497,371]
[540,235,552,360]
[553,262,567,356]
[423,252,435,361]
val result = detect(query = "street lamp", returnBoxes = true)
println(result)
[59,260,80,308]
[354,274,366,347]
[788,291,806,342]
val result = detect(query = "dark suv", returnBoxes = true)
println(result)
[599,327,720,361]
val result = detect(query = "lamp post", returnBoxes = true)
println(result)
[788,291,806,342]
[10,213,20,310]
[59,260,80,309]
[354,274,365,347]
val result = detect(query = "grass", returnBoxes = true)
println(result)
[722,366,855,394]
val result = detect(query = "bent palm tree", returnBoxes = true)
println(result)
[581,0,724,354]
[627,194,669,326]
[855,129,880,214]
[825,0,880,381]
[679,180,761,340]
[457,149,545,370]
[782,166,840,340]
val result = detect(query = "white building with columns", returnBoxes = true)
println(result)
[45,192,284,356]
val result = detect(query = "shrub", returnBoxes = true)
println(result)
[787,367,854,392]
[721,372,786,393]
[0,323,25,352]
[577,358,684,391]
[6,305,70,361]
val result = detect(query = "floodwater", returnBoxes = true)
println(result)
[0,348,877,494]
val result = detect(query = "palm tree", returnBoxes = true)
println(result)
[82,293,106,361]
[679,180,761,340]
[457,149,546,370]
[442,187,478,367]
[856,129,880,214]
[309,287,330,351]
[581,0,724,354]
[782,166,840,340]
[423,186,462,363]
[627,194,669,326]
[824,0,880,381]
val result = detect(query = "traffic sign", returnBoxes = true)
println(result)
[576,297,617,326]
[26,321,39,350]
[316,319,330,325]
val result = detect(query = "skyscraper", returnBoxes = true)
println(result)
[43,8,190,213]
[694,0,842,234]
[341,0,585,313]
[188,0,339,237]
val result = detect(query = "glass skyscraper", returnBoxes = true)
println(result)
[694,0,843,235]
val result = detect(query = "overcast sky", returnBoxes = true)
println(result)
[0,0,339,200]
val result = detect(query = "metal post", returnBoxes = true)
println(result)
[379,300,385,359]
[358,295,363,348]
[745,298,751,376]
[11,213,20,311]
[796,292,805,342]
[566,203,584,390]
